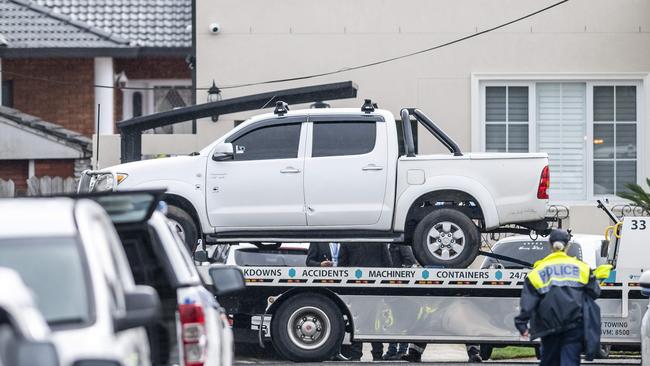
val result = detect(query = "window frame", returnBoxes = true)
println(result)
[121,79,192,120]
[472,73,645,203]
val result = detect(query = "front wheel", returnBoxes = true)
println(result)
[270,293,345,362]
[412,209,480,268]
[166,205,199,253]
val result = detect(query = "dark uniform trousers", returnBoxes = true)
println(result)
[539,326,583,366]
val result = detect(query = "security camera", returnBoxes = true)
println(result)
[209,23,221,34]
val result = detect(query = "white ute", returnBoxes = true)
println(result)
[80,101,550,268]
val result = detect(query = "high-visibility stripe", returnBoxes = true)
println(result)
[528,252,591,293]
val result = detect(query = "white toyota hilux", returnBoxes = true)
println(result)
[81,101,550,268]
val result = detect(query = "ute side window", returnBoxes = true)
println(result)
[231,123,301,161]
[311,121,376,157]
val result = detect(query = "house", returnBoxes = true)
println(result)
[0,0,192,183]
[0,105,91,193]
[191,0,650,233]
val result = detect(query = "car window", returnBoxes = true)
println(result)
[0,237,92,326]
[235,249,307,267]
[231,123,301,161]
[312,121,376,157]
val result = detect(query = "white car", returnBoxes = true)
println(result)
[211,243,309,266]
[80,102,549,268]
[86,191,244,366]
[641,270,650,366]
[0,198,158,366]
[0,268,59,366]
[481,234,606,269]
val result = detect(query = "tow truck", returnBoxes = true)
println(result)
[198,203,648,362]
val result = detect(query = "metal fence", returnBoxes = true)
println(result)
[0,176,77,198]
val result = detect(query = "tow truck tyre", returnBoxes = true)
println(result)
[167,205,199,253]
[412,209,480,268]
[271,293,345,362]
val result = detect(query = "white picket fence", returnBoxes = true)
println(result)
[0,176,77,197]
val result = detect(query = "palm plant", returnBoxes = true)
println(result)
[617,178,650,212]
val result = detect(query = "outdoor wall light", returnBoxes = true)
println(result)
[207,80,222,122]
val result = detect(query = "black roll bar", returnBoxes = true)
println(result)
[401,108,463,157]
[400,109,416,157]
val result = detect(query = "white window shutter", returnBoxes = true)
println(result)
[536,83,587,200]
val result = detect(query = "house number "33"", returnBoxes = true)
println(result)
[630,219,647,230]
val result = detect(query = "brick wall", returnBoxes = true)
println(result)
[35,159,75,177]
[114,57,190,121]
[0,160,28,192]
[2,58,96,136]
[3,56,190,134]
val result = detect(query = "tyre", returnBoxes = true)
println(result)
[270,293,345,362]
[412,209,480,268]
[166,205,199,253]
[479,345,493,360]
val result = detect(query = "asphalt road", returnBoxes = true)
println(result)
[234,343,641,365]
[235,359,641,365]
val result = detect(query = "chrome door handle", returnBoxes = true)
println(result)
[280,167,301,174]
[362,164,384,171]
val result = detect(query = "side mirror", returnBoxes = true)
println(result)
[640,271,650,297]
[209,266,246,296]
[6,340,59,366]
[212,143,234,161]
[114,285,160,332]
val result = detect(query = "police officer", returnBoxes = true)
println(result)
[514,229,601,366]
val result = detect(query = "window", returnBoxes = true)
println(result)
[312,121,376,157]
[480,80,641,200]
[485,86,529,152]
[121,79,192,134]
[593,86,637,195]
[0,237,91,326]
[1,80,12,107]
[232,123,301,161]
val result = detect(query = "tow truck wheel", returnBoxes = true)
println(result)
[271,293,344,362]
[412,209,480,268]
[167,205,199,253]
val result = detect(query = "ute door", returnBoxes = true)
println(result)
[304,116,389,226]
[206,118,307,228]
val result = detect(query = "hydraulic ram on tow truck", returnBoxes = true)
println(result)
[199,220,648,362]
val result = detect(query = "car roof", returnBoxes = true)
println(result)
[0,198,77,238]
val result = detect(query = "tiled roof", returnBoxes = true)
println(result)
[34,0,191,48]
[0,105,92,154]
[0,0,129,48]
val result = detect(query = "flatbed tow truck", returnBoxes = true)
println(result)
[198,207,648,362]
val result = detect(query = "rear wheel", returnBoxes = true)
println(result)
[271,293,344,362]
[412,209,480,268]
[167,205,199,253]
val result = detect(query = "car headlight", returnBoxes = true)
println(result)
[91,173,114,192]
